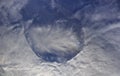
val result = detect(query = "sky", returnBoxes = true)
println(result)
[0,0,120,76]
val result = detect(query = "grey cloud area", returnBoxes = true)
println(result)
[0,0,120,76]
[0,0,28,25]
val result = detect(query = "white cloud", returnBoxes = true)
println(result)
[0,0,120,76]
[1,22,120,76]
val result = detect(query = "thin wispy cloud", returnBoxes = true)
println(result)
[25,25,80,57]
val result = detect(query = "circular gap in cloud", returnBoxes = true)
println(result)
[25,25,84,63]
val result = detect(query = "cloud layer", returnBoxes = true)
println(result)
[0,0,120,76]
